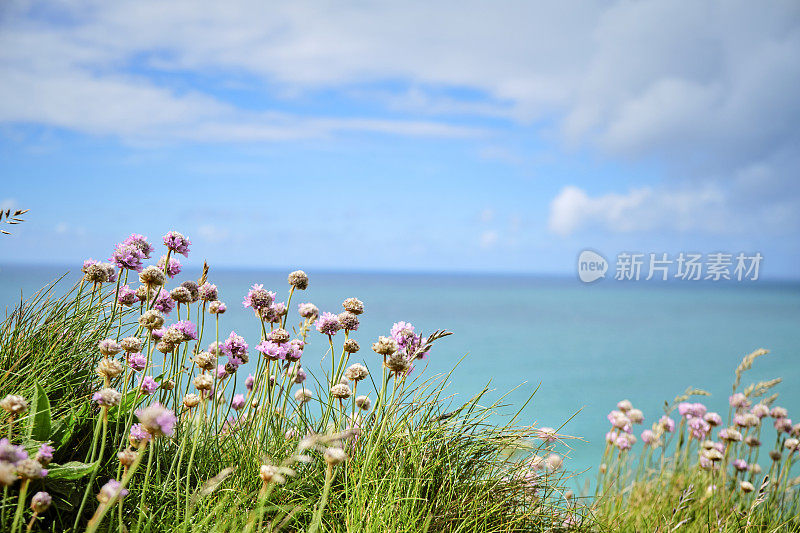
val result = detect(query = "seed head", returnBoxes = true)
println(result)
[330,383,352,400]
[194,374,214,391]
[337,311,359,331]
[16,458,47,479]
[324,447,347,466]
[194,352,215,371]
[0,395,28,416]
[372,336,397,356]
[740,481,755,493]
[139,266,166,287]
[384,353,410,374]
[93,388,122,407]
[259,464,286,484]
[139,310,165,330]
[199,282,218,302]
[84,263,109,283]
[170,286,192,304]
[298,303,319,320]
[96,358,124,380]
[181,280,200,302]
[294,388,313,405]
[343,339,360,353]
[209,300,227,314]
[344,363,369,382]
[355,395,371,410]
[135,403,176,437]
[120,336,143,353]
[627,409,644,424]
[183,393,201,409]
[616,399,633,412]
[288,270,309,290]
[769,449,782,461]
[342,297,364,315]
[118,448,137,468]
[270,328,290,344]
[98,339,122,357]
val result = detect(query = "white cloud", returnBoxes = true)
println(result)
[547,185,730,236]
[197,224,230,243]
[479,209,494,223]
[0,0,796,163]
[479,230,498,249]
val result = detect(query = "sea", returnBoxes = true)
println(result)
[2,265,799,486]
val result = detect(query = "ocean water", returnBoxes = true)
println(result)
[1,265,799,483]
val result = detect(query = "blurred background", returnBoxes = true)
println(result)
[1,1,799,478]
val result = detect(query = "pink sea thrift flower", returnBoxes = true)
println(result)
[117,285,137,306]
[231,394,246,411]
[316,312,341,336]
[139,376,158,395]
[163,231,191,257]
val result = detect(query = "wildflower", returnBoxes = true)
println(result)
[338,311,359,331]
[342,297,364,315]
[139,265,166,287]
[129,424,152,446]
[545,453,563,471]
[751,403,770,418]
[770,406,788,419]
[181,280,200,302]
[285,428,299,440]
[732,459,748,472]
[123,234,153,259]
[98,339,122,357]
[0,395,28,416]
[16,458,47,479]
[355,396,371,410]
[30,491,52,513]
[135,285,154,302]
[769,450,782,461]
[784,438,800,452]
[298,303,319,320]
[775,417,793,433]
[641,429,658,446]
[139,309,165,330]
[331,383,352,400]
[616,399,633,412]
[294,388,313,405]
[117,285,137,306]
[740,480,755,493]
[96,358,124,380]
[194,352,215,371]
[231,394,246,411]
[372,336,397,356]
[156,341,175,354]
[343,339,360,353]
[120,336,143,353]
[750,463,762,474]
[35,444,54,466]
[174,320,198,341]
[153,289,175,314]
[183,393,201,409]
[256,340,286,361]
[678,402,706,419]
[209,301,227,314]
[118,449,137,468]
[243,284,275,312]
[223,332,249,362]
[139,376,158,395]
[729,393,750,409]
[0,463,16,486]
[689,418,711,440]
[97,479,129,504]
[110,242,145,272]
[245,374,256,391]
[293,367,307,384]
[288,270,309,290]
[745,435,761,447]
[324,447,347,466]
[83,262,109,283]
[93,388,122,407]
[194,374,213,391]
[270,328,290,344]
[608,411,631,431]
[285,339,304,361]
[794,423,800,436]
[216,365,228,380]
[704,448,724,462]
[170,286,192,304]
[719,427,743,442]
[614,435,633,451]
[259,464,293,485]
[344,363,369,382]
[704,412,723,427]
[658,415,676,432]
[136,403,176,437]
[199,282,218,301]
[537,427,558,443]
[739,413,759,428]
[0,438,27,464]
[161,380,175,391]
[627,409,644,424]
[163,231,191,256]
[316,312,341,336]
[384,352,411,374]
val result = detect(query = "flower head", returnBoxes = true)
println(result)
[287,270,309,290]
[658,415,676,433]
[298,303,319,320]
[0,395,28,416]
[223,332,249,362]
[139,310,165,330]
[153,289,175,314]
[98,339,122,357]
[97,479,129,504]
[0,438,28,464]
[110,243,145,272]
[199,282,218,301]
[344,363,369,382]
[96,358,124,380]
[163,231,191,256]
[93,388,122,407]
[231,394,246,411]
[139,265,166,287]
[35,444,54,466]
[30,491,52,513]
[117,285,137,306]
[136,403,176,437]
[138,376,158,395]
[316,312,341,336]
[209,301,227,314]
[243,284,275,312]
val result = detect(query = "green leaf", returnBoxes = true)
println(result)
[46,461,98,480]
[25,381,51,441]
[49,405,77,449]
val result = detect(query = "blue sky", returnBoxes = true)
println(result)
[1,1,799,277]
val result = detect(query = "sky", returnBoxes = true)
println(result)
[1,0,799,277]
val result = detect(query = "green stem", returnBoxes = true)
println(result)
[10,479,30,533]
[308,464,334,533]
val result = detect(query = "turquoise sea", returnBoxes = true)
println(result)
[2,265,799,484]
